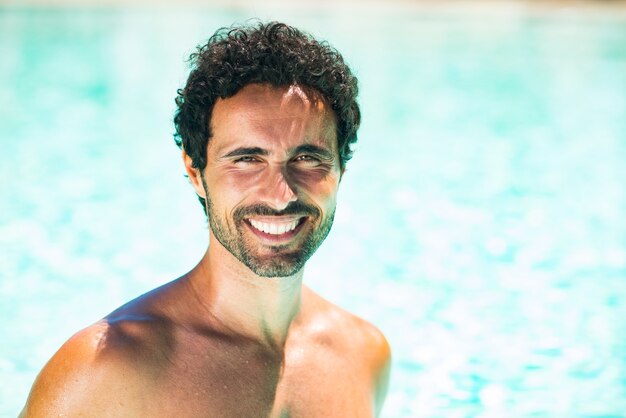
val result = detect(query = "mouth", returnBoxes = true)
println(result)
[244,216,308,242]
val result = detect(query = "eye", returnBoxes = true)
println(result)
[234,156,260,164]
[293,155,321,165]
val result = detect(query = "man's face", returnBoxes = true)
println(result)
[191,83,343,277]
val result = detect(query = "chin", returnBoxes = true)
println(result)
[241,253,307,278]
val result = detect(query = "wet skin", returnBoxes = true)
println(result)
[20,84,391,417]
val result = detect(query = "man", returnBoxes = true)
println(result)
[21,21,391,417]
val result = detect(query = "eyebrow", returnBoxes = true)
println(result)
[221,147,269,159]
[221,144,335,160]
[292,144,335,160]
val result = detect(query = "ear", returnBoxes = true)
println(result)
[182,150,207,198]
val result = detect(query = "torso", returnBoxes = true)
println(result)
[136,328,375,417]
[98,282,378,418]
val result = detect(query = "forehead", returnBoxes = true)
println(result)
[209,84,338,153]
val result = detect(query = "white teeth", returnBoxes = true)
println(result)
[249,219,300,235]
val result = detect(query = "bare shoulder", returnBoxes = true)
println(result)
[302,287,392,412]
[19,321,138,417]
[21,295,176,417]
[303,286,391,356]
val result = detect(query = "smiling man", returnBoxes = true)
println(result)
[21,22,391,417]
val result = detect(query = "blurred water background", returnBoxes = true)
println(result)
[1,2,626,417]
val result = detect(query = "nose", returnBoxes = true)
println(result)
[258,166,298,211]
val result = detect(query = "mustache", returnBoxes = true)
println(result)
[234,201,319,220]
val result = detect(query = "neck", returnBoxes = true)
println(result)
[184,237,304,352]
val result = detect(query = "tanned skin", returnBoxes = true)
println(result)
[20,84,391,418]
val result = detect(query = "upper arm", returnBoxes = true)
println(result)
[342,314,392,417]
[20,322,148,417]
[372,331,391,417]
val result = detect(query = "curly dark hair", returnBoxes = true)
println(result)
[173,21,360,213]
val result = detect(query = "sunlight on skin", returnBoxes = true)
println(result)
[181,83,345,348]
[192,83,343,268]
[18,82,389,418]
[208,83,341,206]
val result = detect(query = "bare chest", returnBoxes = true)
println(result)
[143,340,375,418]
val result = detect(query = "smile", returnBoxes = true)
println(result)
[248,217,303,235]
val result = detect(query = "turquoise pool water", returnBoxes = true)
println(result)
[1,5,626,417]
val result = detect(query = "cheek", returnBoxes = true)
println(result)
[209,167,264,192]
[290,168,332,186]
[290,165,342,193]
[300,176,340,209]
